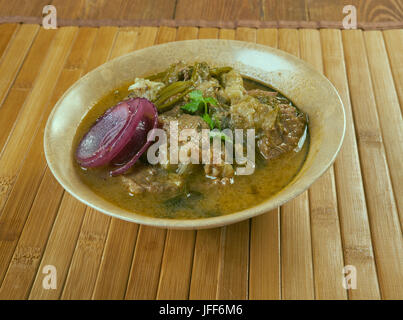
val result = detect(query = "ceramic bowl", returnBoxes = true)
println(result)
[44,39,345,229]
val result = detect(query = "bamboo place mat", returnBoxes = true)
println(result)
[0,24,402,300]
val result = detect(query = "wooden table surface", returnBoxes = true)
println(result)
[0,24,402,300]
[0,0,402,27]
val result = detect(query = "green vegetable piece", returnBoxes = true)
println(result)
[210,66,233,77]
[188,90,203,101]
[181,100,200,113]
[204,96,218,106]
[145,71,166,81]
[158,87,194,111]
[181,90,220,129]
[155,80,192,107]
[202,113,215,129]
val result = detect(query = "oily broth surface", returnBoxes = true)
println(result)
[73,79,309,219]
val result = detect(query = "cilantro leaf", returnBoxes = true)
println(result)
[181,100,200,113]
[181,90,220,129]
[204,96,218,106]
[202,113,215,129]
[188,90,204,101]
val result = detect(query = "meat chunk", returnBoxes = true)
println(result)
[228,89,307,161]
[257,104,307,160]
[163,61,192,84]
[247,89,278,105]
[159,113,235,182]
[195,78,220,99]
[204,159,234,185]
[222,70,246,103]
[120,164,184,195]
[230,95,278,132]
[127,78,165,101]
[158,114,209,174]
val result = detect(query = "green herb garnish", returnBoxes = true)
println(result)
[181,90,220,130]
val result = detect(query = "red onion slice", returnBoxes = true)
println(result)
[110,99,158,176]
[75,98,155,171]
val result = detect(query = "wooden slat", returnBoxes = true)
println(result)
[0,29,56,151]
[125,226,167,299]
[0,27,75,213]
[61,208,111,299]
[249,28,280,300]
[29,27,119,301]
[0,28,97,300]
[91,219,138,299]
[342,30,403,299]
[279,29,315,300]
[156,230,196,299]
[383,30,403,113]
[189,228,221,299]
[92,27,159,300]
[0,171,64,299]
[198,28,219,39]
[364,31,403,228]
[175,0,262,21]
[156,27,198,301]
[0,28,56,153]
[28,194,87,299]
[60,27,142,300]
[299,29,347,300]
[219,28,236,40]
[0,24,38,108]
[0,27,78,288]
[124,27,176,300]
[320,29,380,300]
[0,66,84,294]
[0,24,18,60]
[176,26,199,40]
[216,222,249,299]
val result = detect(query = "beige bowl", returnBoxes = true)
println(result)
[44,40,345,229]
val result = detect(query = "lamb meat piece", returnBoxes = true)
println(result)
[221,70,246,103]
[229,95,278,132]
[247,89,277,96]
[119,164,184,195]
[257,104,307,160]
[159,113,235,182]
[195,78,220,99]
[158,114,209,174]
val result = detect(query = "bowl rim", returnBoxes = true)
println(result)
[44,39,346,230]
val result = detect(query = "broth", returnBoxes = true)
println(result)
[73,76,309,219]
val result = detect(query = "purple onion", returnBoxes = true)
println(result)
[75,98,158,176]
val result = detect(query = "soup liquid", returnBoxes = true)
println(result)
[73,80,309,219]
